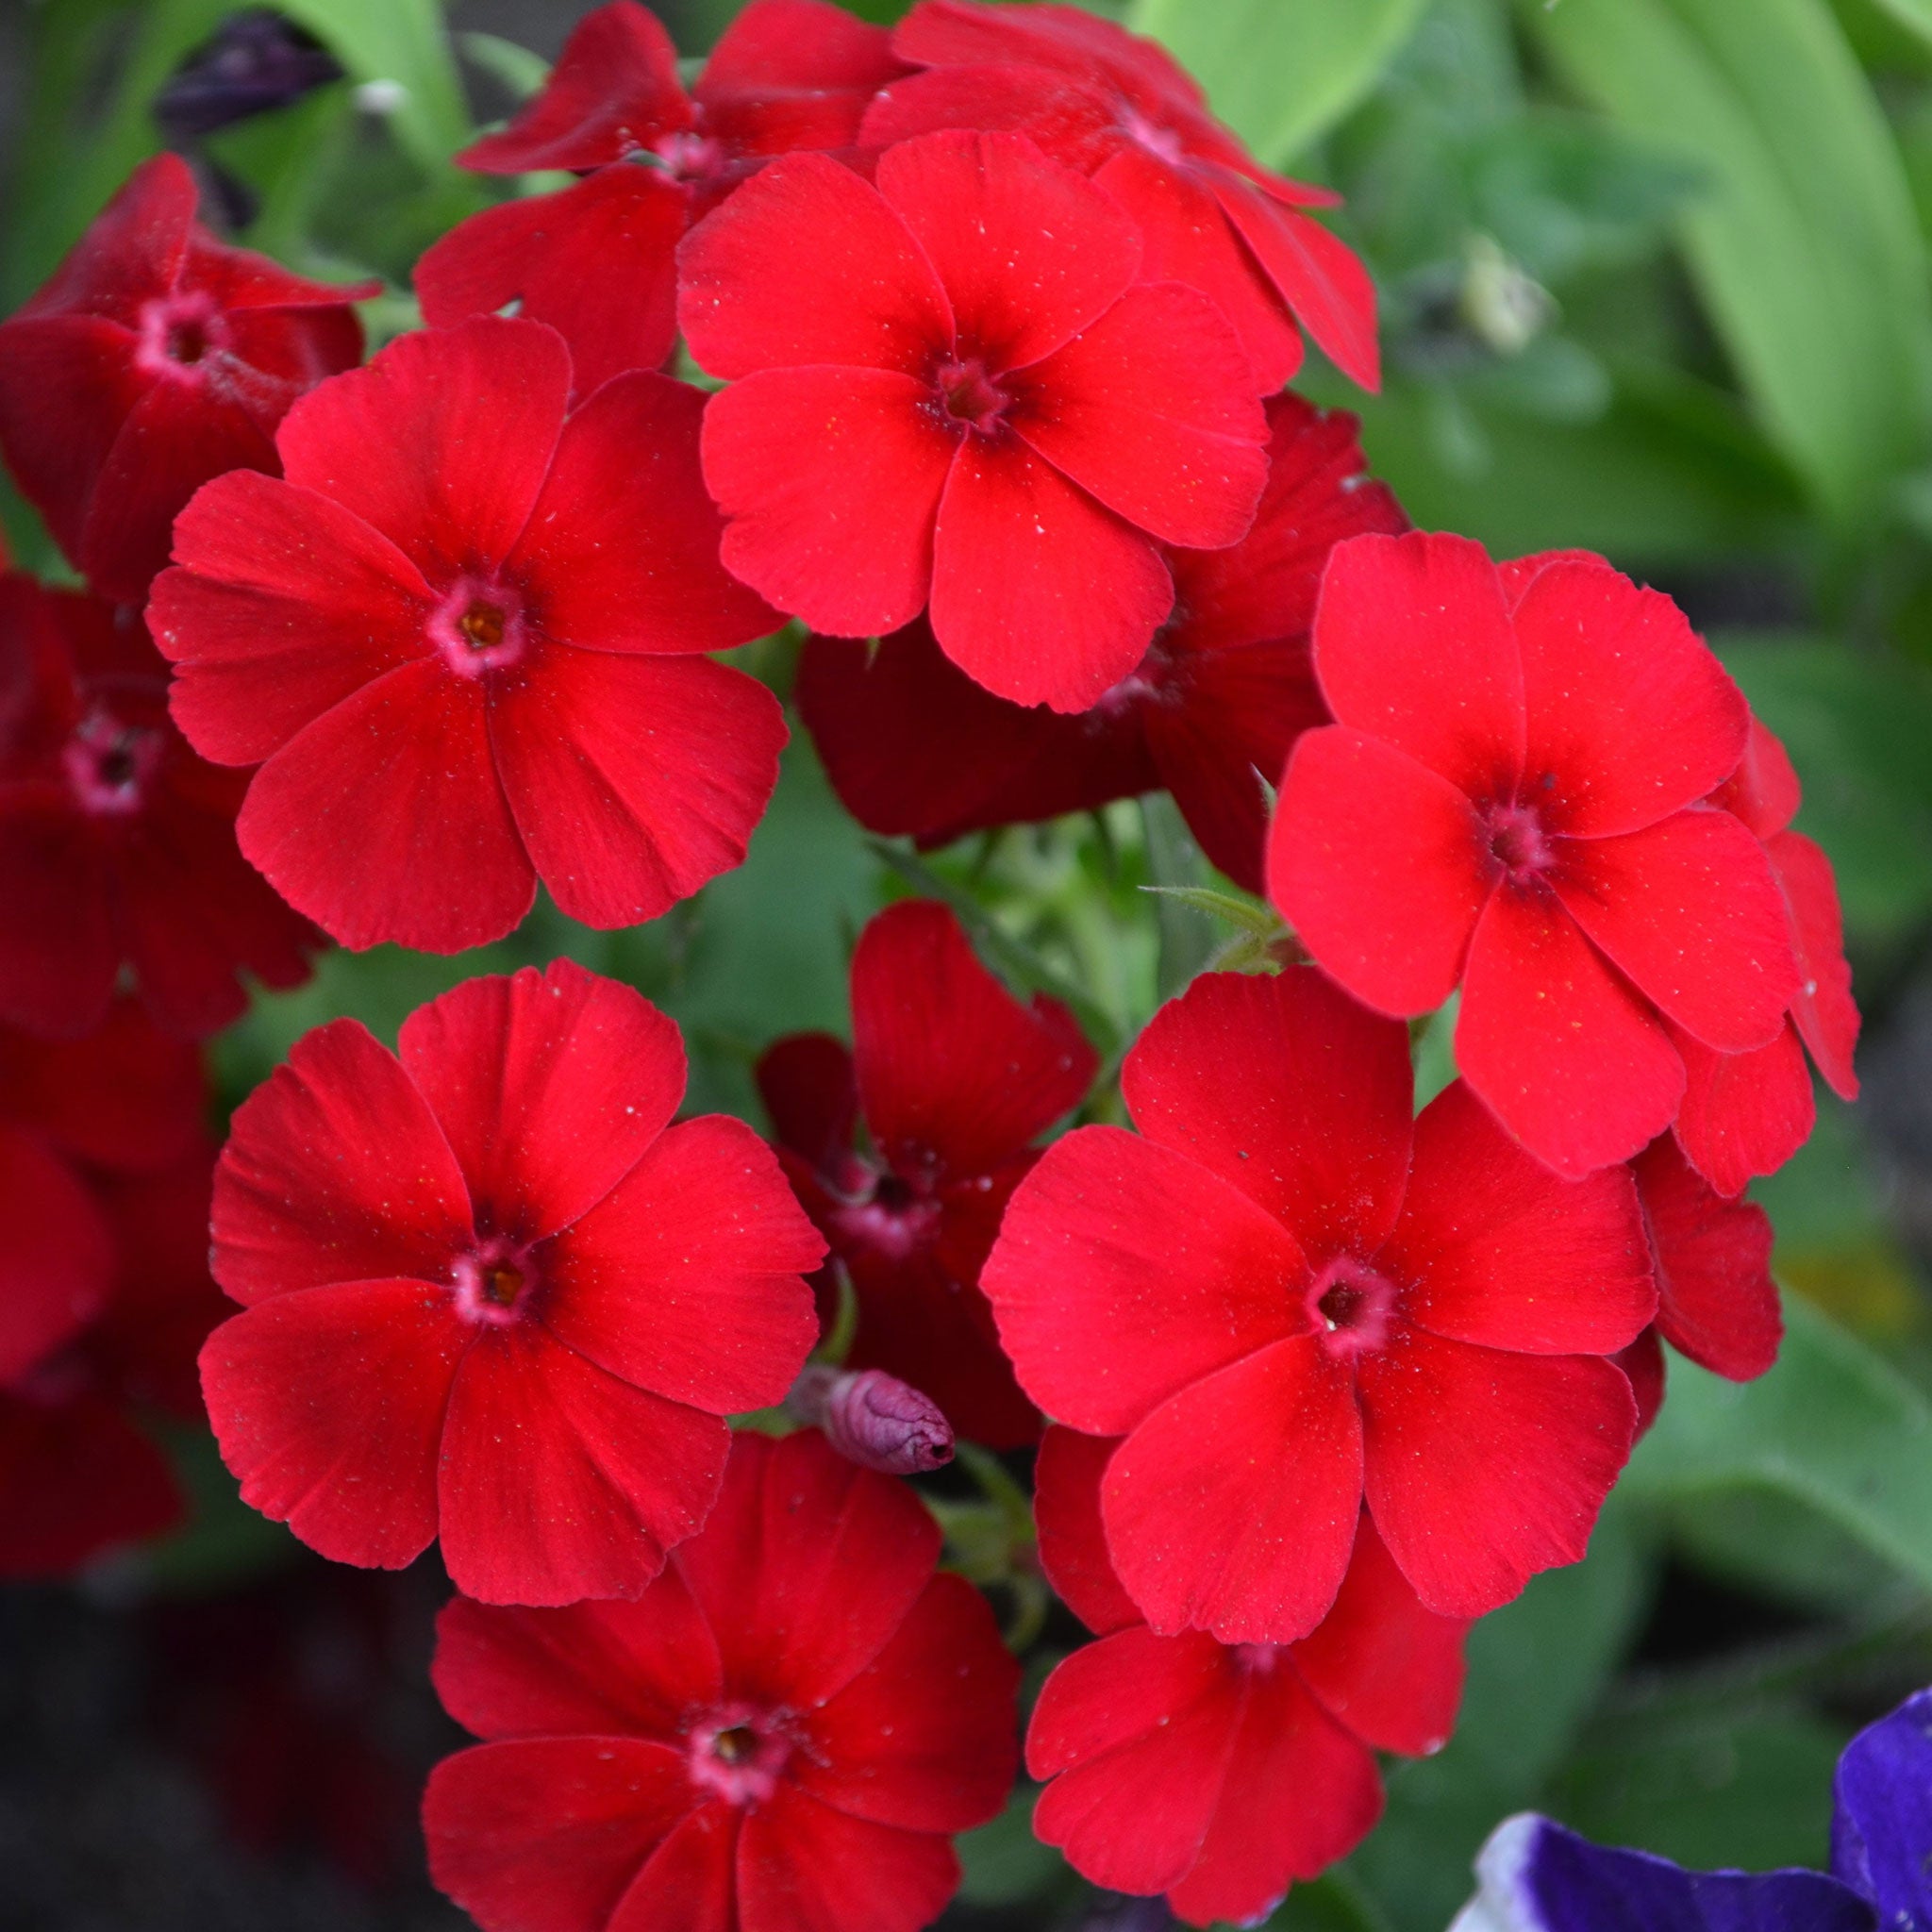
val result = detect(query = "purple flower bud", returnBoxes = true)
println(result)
[157,10,343,141]
[787,1366,954,1475]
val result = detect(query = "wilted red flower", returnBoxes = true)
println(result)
[797,395,1405,891]
[418,0,909,395]
[984,967,1655,1640]
[757,900,1094,1448]
[423,1427,1019,1932]
[198,958,824,1606]
[1027,1427,1466,1925]
[862,0,1379,394]
[0,152,373,603]
[679,127,1270,712]
[0,573,318,1039]
[149,316,785,954]
[1268,536,1803,1179]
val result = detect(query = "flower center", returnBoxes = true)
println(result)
[828,1163,943,1263]
[652,129,727,183]
[687,1706,791,1807]
[1233,1641,1283,1675]
[431,577,527,675]
[932,357,1010,436]
[1484,801,1556,884]
[136,291,227,379]
[451,1238,539,1326]
[63,707,163,816]
[1306,1257,1399,1361]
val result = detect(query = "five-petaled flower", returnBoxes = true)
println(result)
[0,152,374,603]
[679,126,1270,712]
[1268,534,1805,1178]
[197,958,825,1606]
[1027,1427,1467,1927]
[148,315,787,954]
[757,899,1094,1448]
[983,966,1656,1640]
[423,1426,1019,1932]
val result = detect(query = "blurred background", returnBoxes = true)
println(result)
[3,0,1932,1927]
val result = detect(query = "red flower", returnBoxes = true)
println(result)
[418,0,909,396]
[678,126,1270,712]
[983,967,1655,1640]
[1027,1427,1466,1926]
[149,316,786,954]
[756,900,1094,1448]
[198,958,825,1606]
[860,0,1379,393]
[1267,536,1804,1178]
[422,1427,1019,1932]
[0,152,373,603]
[0,572,319,1039]
[1668,715,1861,1195]
[797,395,1406,892]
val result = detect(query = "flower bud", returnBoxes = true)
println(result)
[787,1366,954,1475]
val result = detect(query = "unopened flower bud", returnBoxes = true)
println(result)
[787,1365,954,1474]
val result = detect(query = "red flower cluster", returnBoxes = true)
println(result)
[424,1428,1018,1932]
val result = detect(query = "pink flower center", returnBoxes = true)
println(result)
[1485,801,1557,884]
[686,1705,792,1807]
[1306,1256,1399,1361]
[653,129,727,183]
[828,1165,944,1262]
[451,1237,540,1326]
[63,706,163,816]
[932,357,1010,436]
[1120,103,1185,165]
[136,291,228,378]
[430,578,528,675]
[1233,1641,1283,1675]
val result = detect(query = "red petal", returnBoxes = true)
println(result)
[698,0,907,104]
[506,370,779,652]
[237,658,535,953]
[275,315,570,581]
[1385,1079,1655,1356]
[701,366,955,637]
[16,152,192,324]
[798,1571,1019,1831]
[547,1114,823,1411]
[1554,808,1799,1053]
[755,1032,858,1167]
[678,151,951,380]
[1106,1336,1361,1641]
[1671,1023,1814,1198]
[876,129,1139,368]
[1124,966,1414,1258]
[212,1016,472,1303]
[1268,726,1491,1016]
[851,899,1095,1177]
[1710,715,1802,838]
[1511,558,1748,838]
[983,1124,1308,1436]
[1015,281,1268,549]
[0,1124,112,1382]
[929,433,1172,711]
[1359,1331,1634,1618]
[1033,1425,1141,1637]
[1291,1512,1467,1757]
[396,958,685,1241]
[862,64,1124,176]
[199,1277,467,1570]
[1456,882,1685,1178]
[423,1737,698,1932]
[416,168,688,399]
[610,1803,738,1932]
[1635,1135,1780,1381]
[491,648,786,931]
[1770,828,1859,1098]
[431,1577,722,1742]
[736,1782,961,1932]
[0,797,118,1036]
[1618,1324,1667,1440]
[0,1389,182,1577]
[151,470,434,767]
[675,1431,941,1707]
[1312,531,1523,796]
[458,2,689,172]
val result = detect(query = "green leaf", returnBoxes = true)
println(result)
[457,29,552,104]
[1125,0,1429,164]
[1524,0,1932,518]
[278,0,471,170]
[1870,0,1932,48]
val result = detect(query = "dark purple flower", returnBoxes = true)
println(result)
[1833,1688,1932,1930]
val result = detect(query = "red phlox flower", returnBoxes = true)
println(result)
[0,571,320,1039]
[148,315,786,954]
[1665,713,1860,1196]
[422,1426,1019,1932]
[678,126,1271,712]
[797,395,1406,892]
[197,958,825,1606]
[1026,1426,1466,1926]
[859,0,1379,393]
[756,900,1095,1449]
[0,152,374,603]
[1267,535,1805,1178]
[982,966,1657,1640]
[417,0,910,395]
